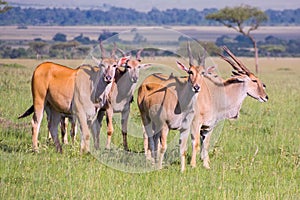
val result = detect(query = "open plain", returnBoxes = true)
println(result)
[1,26,300,41]
[0,55,299,199]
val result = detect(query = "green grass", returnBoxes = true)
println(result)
[0,58,299,199]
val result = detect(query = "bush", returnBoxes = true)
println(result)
[53,33,67,42]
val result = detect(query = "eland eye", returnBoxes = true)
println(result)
[252,79,258,83]
[263,83,266,88]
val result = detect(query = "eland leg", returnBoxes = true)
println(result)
[190,122,201,168]
[31,106,44,152]
[60,116,68,144]
[121,109,130,151]
[70,116,77,143]
[104,107,113,150]
[200,129,213,169]
[179,129,189,172]
[48,108,63,153]
[158,125,169,169]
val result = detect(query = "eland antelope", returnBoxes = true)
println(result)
[18,55,129,153]
[137,57,206,172]
[190,46,268,169]
[97,49,151,151]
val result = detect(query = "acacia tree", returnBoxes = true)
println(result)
[206,5,268,73]
[53,33,67,42]
[51,41,79,59]
[29,41,48,59]
[0,0,11,14]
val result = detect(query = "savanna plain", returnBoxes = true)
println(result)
[0,56,299,199]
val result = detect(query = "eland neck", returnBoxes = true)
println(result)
[222,82,247,119]
[202,76,248,123]
[176,77,199,111]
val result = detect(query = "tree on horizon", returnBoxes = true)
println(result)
[206,5,268,73]
[0,0,11,14]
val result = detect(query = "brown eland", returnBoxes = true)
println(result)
[18,55,129,153]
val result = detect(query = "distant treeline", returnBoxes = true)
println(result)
[1,30,299,59]
[0,6,300,26]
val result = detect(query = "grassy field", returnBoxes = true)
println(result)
[0,57,299,199]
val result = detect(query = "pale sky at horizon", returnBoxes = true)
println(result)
[6,0,300,11]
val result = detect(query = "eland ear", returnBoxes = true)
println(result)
[206,66,216,74]
[202,66,217,77]
[92,56,101,66]
[176,61,189,72]
[140,63,151,69]
[118,56,130,66]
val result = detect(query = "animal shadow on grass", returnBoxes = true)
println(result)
[0,138,29,153]
[0,116,31,153]
[92,147,159,173]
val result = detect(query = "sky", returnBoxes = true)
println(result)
[6,0,300,11]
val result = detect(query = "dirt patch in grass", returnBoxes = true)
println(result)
[0,116,30,130]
